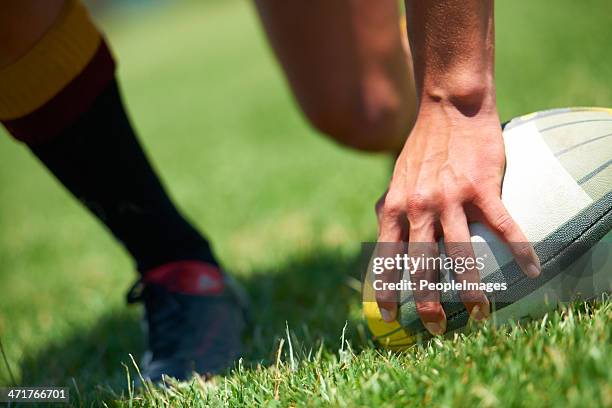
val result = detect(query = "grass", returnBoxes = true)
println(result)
[0,0,611,406]
[121,302,612,407]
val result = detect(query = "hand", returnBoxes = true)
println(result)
[375,101,541,335]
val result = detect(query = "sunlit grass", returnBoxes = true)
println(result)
[0,0,610,406]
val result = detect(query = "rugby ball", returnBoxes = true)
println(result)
[363,107,612,349]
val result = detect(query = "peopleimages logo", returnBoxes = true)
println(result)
[372,253,486,275]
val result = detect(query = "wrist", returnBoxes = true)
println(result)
[417,72,496,118]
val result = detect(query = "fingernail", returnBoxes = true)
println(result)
[470,304,490,322]
[425,320,446,336]
[527,262,541,278]
[380,308,395,322]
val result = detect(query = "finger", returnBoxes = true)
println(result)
[479,197,541,278]
[441,208,490,322]
[375,204,408,322]
[408,220,447,335]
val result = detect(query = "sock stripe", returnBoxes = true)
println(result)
[3,41,116,144]
[0,0,103,121]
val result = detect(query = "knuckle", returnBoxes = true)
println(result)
[382,201,403,219]
[406,193,432,216]
[441,180,462,200]
[440,191,458,208]
[411,268,427,281]
[461,180,478,200]
[440,170,475,199]
[381,192,405,218]
[445,244,469,261]
[474,187,499,206]
[493,212,515,235]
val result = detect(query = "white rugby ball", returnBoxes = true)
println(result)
[363,107,612,349]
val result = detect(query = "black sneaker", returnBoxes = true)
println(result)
[126,260,248,382]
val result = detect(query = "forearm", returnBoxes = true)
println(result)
[404,0,495,114]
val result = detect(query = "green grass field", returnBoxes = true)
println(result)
[1,0,611,406]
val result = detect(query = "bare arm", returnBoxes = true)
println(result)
[406,0,495,112]
[375,0,540,334]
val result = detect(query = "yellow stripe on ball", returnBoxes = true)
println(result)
[363,301,415,350]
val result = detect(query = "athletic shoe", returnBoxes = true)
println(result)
[126,260,248,382]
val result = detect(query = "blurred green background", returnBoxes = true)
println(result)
[0,0,611,402]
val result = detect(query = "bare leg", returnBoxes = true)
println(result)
[255,0,416,153]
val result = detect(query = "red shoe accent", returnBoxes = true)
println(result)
[143,261,224,296]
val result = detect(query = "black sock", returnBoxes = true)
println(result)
[29,80,217,273]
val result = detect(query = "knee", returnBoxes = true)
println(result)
[303,81,414,153]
